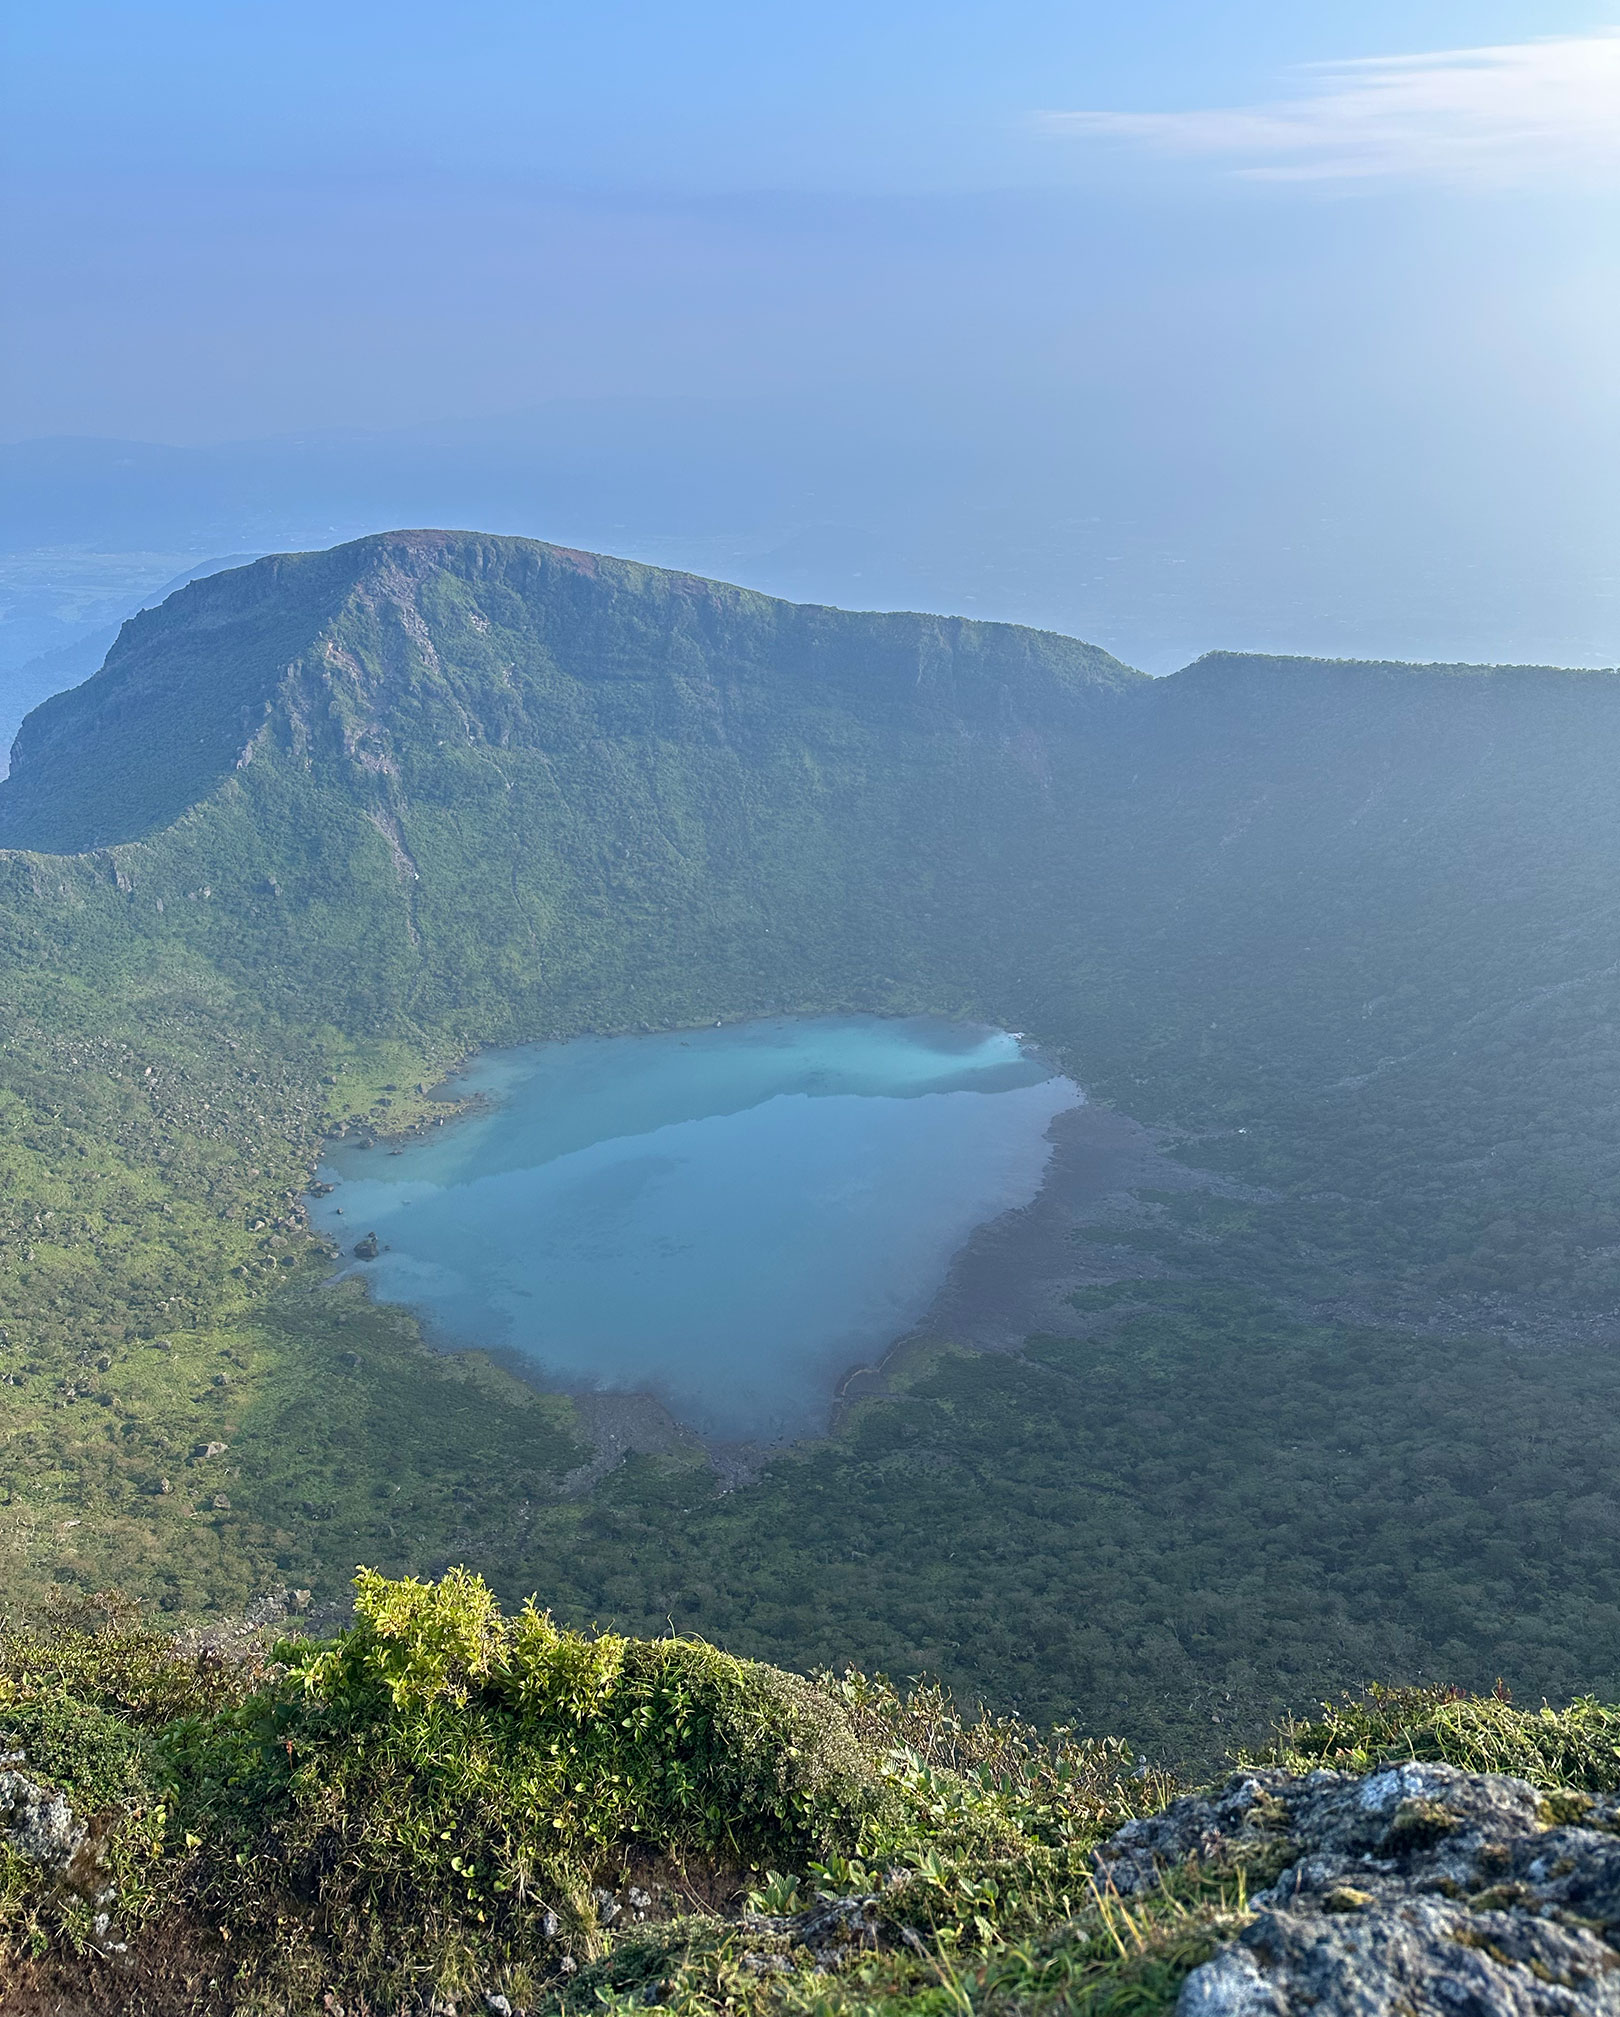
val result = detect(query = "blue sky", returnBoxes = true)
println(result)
[9,4,1616,193]
[6,1,1615,437]
[1,2,1616,672]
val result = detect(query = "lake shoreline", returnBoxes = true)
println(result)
[543,1097,1216,1486]
[311,1013,1077,1453]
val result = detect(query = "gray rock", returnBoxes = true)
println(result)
[1093,1762,1620,2014]
[737,1892,884,1975]
[1188,1896,1620,2015]
[738,1953,793,1976]
[0,1768,85,1871]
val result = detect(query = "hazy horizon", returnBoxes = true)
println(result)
[3,3,1617,700]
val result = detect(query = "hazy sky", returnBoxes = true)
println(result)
[2,3,1617,671]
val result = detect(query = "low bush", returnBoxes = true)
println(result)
[1249,1680,1620,1791]
[171,1567,894,1986]
[0,1570,1174,2008]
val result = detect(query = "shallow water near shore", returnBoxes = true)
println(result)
[310,1015,1079,1441]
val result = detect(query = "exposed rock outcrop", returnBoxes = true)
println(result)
[0,1765,85,1873]
[0,1763,120,1946]
[1097,1761,1620,2014]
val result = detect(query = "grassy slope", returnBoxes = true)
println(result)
[3,533,1620,1767]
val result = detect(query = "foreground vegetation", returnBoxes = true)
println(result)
[0,1569,1175,2012]
[8,1568,1620,2017]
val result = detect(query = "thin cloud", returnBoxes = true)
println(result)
[1040,32,1620,186]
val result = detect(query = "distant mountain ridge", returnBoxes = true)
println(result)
[0,530,1149,1054]
[0,530,1139,857]
[3,532,1616,1064]
[0,552,260,782]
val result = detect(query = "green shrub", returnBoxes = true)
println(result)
[1250,1683,1620,1791]
[0,1589,262,1728]
[0,1694,151,1814]
[0,1598,213,1960]
[142,1567,899,1989]
[267,1566,886,1867]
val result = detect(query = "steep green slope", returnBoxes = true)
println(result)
[1053,651,1620,1307]
[0,530,1138,1033]
[3,532,1620,1765]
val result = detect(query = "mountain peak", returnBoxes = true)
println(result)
[0,531,1139,856]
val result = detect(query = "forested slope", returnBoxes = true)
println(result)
[2,531,1619,1762]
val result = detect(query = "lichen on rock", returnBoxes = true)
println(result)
[0,1765,86,1873]
[1098,1761,1620,2013]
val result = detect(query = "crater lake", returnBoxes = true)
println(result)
[309,1015,1079,1441]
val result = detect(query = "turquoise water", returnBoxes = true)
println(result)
[309,1016,1078,1442]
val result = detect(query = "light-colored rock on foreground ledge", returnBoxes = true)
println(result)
[1099,1760,1620,2014]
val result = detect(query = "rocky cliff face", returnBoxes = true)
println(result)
[0,530,1140,855]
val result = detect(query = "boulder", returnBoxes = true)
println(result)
[1095,1761,1620,2014]
[0,1767,85,1873]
